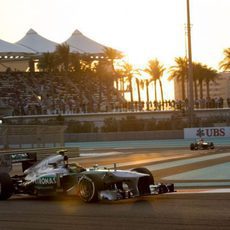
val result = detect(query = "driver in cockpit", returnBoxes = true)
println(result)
[57,149,69,168]
[57,149,85,172]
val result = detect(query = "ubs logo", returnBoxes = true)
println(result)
[196,128,205,137]
[196,128,225,137]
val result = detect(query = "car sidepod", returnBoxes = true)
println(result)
[34,173,58,194]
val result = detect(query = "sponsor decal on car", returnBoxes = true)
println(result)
[35,176,56,185]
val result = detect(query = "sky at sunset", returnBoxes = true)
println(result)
[1,0,230,99]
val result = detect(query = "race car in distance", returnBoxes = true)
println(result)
[190,138,214,150]
[0,150,174,202]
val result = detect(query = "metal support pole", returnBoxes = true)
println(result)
[186,0,194,127]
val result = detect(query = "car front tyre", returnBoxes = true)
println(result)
[77,175,103,202]
[131,167,154,195]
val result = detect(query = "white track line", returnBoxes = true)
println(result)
[174,188,230,194]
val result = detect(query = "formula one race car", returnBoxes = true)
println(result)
[190,139,214,150]
[0,150,174,202]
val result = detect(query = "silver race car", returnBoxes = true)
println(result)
[0,150,174,202]
[190,139,215,150]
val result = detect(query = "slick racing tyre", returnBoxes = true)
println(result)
[190,143,195,150]
[210,142,214,149]
[77,175,103,202]
[194,143,198,150]
[131,167,154,195]
[0,173,14,200]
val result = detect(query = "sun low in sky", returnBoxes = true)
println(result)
[1,0,230,100]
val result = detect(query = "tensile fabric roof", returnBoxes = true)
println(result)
[15,29,58,54]
[0,38,35,55]
[65,29,106,54]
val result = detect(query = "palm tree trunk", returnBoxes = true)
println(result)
[129,78,134,111]
[206,80,210,98]
[159,79,164,102]
[146,80,150,110]
[199,80,203,99]
[182,76,186,100]
[112,64,120,102]
[194,80,198,100]
[107,84,112,112]
[136,78,141,110]
[154,80,157,101]
[120,76,125,97]
[98,76,102,111]
[115,78,119,92]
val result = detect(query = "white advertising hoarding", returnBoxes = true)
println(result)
[184,127,230,139]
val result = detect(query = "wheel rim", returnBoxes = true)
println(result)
[78,178,95,201]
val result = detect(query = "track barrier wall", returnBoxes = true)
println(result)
[0,125,66,149]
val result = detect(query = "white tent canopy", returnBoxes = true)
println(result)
[0,38,35,56]
[0,28,111,57]
[16,29,58,54]
[65,29,106,54]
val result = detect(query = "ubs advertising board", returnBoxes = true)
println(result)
[184,127,230,139]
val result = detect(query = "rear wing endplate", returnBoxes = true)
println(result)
[0,152,37,173]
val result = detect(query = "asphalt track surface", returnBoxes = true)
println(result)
[1,144,230,230]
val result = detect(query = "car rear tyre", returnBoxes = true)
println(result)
[210,142,214,149]
[0,173,14,200]
[190,143,195,150]
[131,167,154,195]
[77,175,103,202]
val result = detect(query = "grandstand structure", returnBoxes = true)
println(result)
[0,28,121,116]
[0,71,126,117]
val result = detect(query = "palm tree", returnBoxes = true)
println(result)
[204,67,217,98]
[134,69,145,110]
[94,61,105,111]
[103,47,124,100]
[121,62,135,110]
[37,52,57,73]
[144,79,151,110]
[193,62,204,99]
[55,43,70,74]
[193,62,217,99]
[192,63,198,100]
[69,52,82,73]
[115,68,126,97]
[135,78,142,110]
[95,60,115,111]
[168,57,188,100]
[145,59,165,102]
[219,48,230,71]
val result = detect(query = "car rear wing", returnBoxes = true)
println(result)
[0,152,37,173]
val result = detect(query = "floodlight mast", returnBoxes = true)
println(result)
[186,0,194,127]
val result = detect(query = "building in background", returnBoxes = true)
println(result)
[174,71,230,107]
